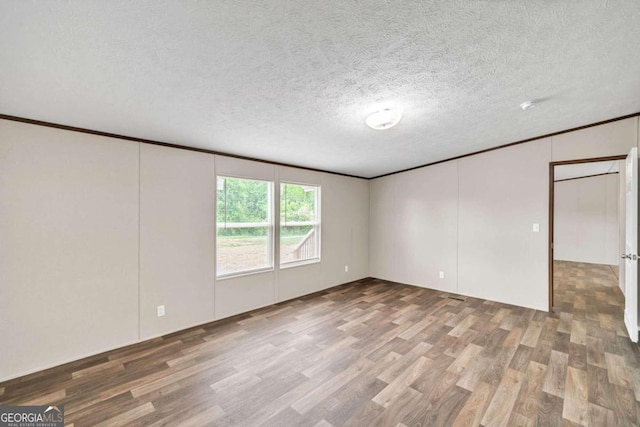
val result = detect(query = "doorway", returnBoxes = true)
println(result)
[548,155,627,311]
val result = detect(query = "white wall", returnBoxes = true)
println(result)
[371,140,551,310]
[605,174,620,266]
[554,179,580,261]
[458,140,551,310]
[554,174,619,265]
[369,162,458,293]
[318,172,370,289]
[139,144,216,340]
[370,116,639,312]
[0,119,369,381]
[0,120,139,381]
[551,118,637,161]
[369,176,395,281]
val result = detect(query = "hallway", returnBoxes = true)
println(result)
[553,260,640,425]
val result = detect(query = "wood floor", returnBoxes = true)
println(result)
[2,261,640,426]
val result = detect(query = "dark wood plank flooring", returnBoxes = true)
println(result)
[2,261,640,426]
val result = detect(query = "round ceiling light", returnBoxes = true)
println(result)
[520,101,537,111]
[365,108,402,130]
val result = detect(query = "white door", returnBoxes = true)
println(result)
[624,147,638,343]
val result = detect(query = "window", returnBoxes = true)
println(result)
[280,182,320,265]
[216,176,273,277]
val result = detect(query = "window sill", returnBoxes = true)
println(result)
[280,258,321,270]
[216,267,274,281]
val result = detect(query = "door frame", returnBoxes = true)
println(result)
[548,154,627,312]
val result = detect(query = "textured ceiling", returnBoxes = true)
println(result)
[1,1,640,178]
[555,160,620,181]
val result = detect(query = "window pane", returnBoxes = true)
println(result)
[280,183,316,223]
[217,177,269,225]
[281,225,318,263]
[280,183,319,264]
[217,227,271,276]
[217,176,273,276]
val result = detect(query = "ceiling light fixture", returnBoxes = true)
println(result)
[520,101,537,111]
[365,108,402,130]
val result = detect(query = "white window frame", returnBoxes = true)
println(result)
[279,181,321,268]
[216,176,274,279]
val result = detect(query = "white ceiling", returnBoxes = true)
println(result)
[554,160,620,182]
[1,1,639,178]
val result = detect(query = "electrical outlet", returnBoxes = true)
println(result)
[533,223,540,233]
[345,265,349,272]
[157,305,165,317]
[439,271,444,279]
